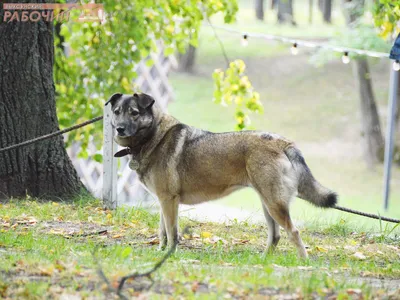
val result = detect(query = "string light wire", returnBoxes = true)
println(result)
[206,24,390,59]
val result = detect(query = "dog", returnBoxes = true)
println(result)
[105,92,337,258]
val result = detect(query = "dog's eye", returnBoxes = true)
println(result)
[130,110,139,116]
[114,109,120,115]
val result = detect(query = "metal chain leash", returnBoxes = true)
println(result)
[0,115,398,224]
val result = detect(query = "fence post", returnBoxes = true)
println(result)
[103,104,118,209]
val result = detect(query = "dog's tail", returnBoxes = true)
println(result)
[284,147,337,208]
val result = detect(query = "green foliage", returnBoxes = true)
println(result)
[373,0,400,39]
[54,0,238,155]
[212,60,263,131]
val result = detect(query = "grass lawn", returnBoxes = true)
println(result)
[0,199,399,299]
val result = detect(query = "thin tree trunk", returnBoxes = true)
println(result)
[255,0,265,20]
[178,45,196,73]
[0,0,85,200]
[342,0,384,168]
[352,59,384,168]
[309,0,313,24]
[277,0,296,26]
[322,0,332,23]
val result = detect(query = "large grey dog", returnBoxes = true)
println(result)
[105,92,337,258]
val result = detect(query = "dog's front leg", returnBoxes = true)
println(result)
[159,196,179,249]
[158,211,167,250]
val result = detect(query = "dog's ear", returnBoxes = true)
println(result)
[134,93,155,110]
[105,93,123,106]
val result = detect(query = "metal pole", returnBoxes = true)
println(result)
[383,64,398,211]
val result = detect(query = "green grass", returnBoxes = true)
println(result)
[0,200,399,298]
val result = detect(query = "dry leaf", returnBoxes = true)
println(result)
[38,266,54,276]
[232,239,249,245]
[191,281,199,292]
[347,288,362,295]
[112,234,124,239]
[145,237,160,245]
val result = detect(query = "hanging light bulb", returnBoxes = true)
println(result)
[342,51,350,64]
[241,34,248,47]
[393,60,400,71]
[290,43,299,55]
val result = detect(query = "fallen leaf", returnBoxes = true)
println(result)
[112,234,124,239]
[145,237,160,245]
[347,288,362,295]
[38,266,54,276]
[200,231,212,238]
[191,281,199,292]
[315,246,328,252]
[353,252,366,260]
[232,239,249,245]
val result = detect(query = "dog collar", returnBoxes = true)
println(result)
[114,147,131,157]
[114,147,140,170]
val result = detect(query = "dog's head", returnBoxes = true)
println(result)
[105,93,159,146]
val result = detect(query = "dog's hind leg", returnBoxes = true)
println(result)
[249,158,308,259]
[264,201,308,259]
[261,202,281,251]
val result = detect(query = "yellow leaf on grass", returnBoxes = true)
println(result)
[200,232,212,238]
[112,234,124,239]
[106,213,112,220]
[52,202,59,206]
[315,246,328,252]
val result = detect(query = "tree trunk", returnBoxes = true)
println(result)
[322,0,332,23]
[352,59,384,168]
[342,0,384,168]
[277,0,296,26]
[255,0,265,21]
[0,1,85,200]
[178,45,196,73]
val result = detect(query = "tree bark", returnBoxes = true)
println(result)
[322,0,332,23]
[178,45,196,73]
[342,0,384,168]
[255,0,265,21]
[277,0,296,26]
[352,59,385,168]
[0,0,85,200]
